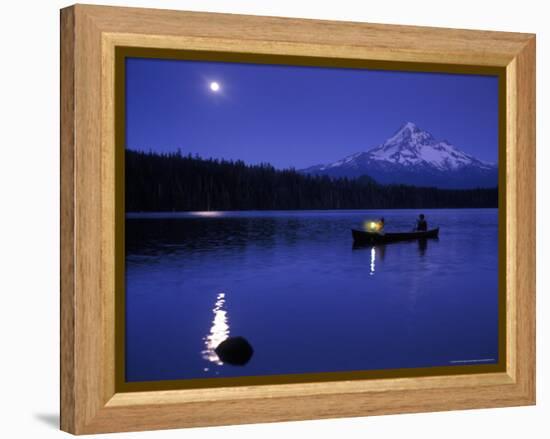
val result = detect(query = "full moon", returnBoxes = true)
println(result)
[210,81,220,92]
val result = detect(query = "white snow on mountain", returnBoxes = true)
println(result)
[302,122,498,189]
[315,122,495,173]
[325,152,363,169]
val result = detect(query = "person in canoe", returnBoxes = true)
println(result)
[416,214,428,231]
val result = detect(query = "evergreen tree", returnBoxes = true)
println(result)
[125,149,498,212]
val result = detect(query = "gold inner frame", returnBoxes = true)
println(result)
[114,46,508,393]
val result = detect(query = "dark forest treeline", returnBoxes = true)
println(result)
[126,149,498,211]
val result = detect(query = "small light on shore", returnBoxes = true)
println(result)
[193,211,222,217]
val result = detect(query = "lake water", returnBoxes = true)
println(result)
[125,209,499,382]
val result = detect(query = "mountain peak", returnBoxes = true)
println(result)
[400,121,420,132]
[380,122,435,153]
[390,122,425,139]
[300,122,498,189]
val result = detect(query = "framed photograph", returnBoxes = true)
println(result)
[60,4,536,434]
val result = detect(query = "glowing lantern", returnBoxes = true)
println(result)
[364,220,382,232]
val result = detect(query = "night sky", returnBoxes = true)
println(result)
[126,57,499,169]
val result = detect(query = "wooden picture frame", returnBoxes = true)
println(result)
[60,4,536,434]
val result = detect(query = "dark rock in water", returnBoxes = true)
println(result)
[215,336,254,366]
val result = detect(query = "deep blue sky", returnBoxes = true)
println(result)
[126,57,499,169]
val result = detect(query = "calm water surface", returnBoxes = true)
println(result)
[125,209,499,382]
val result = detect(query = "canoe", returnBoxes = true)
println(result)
[352,227,439,245]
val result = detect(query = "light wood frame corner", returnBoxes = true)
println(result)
[60,4,536,435]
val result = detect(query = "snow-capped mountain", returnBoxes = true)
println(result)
[301,122,498,189]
